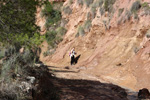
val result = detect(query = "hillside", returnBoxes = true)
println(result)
[40,0,150,91]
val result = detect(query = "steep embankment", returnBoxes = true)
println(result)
[42,0,150,91]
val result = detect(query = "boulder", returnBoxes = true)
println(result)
[138,88,150,99]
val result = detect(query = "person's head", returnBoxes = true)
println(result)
[71,48,75,53]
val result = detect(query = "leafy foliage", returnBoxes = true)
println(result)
[90,7,96,19]
[45,30,63,48]
[84,0,94,7]
[91,0,103,8]
[99,7,105,16]
[63,6,72,15]
[56,27,67,36]
[0,0,45,47]
[76,26,85,37]
[0,47,40,100]
[118,8,124,17]
[83,20,92,32]
[42,2,61,28]
[104,0,116,12]
[61,18,68,27]
[141,2,150,15]
[69,0,73,5]
[77,0,84,5]
[131,1,141,13]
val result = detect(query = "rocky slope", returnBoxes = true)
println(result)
[42,0,150,91]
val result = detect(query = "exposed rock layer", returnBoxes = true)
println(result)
[43,0,150,91]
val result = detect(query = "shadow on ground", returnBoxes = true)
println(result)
[34,65,137,100]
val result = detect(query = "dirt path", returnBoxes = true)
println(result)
[47,65,138,100]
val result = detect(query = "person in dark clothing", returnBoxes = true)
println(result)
[69,48,76,65]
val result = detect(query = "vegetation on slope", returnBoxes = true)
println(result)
[42,1,67,56]
[0,0,51,99]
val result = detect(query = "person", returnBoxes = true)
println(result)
[69,48,76,65]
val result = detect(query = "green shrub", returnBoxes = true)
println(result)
[104,0,116,11]
[84,0,94,7]
[63,6,72,15]
[45,30,64,48]
[42,2,61,29]
[56,27,67,36]
[141,2,149,8]
[44,10,61,28]
[0,49,5,59]
[131,1,141,13]
[43,50,50,57]
[55,36,63,44]
[0,47,39,100]
[133,47,139,54]
[141,2,150,15]
[91,2,98,8]
[118,8,124,17]
[146,29,150,38]
[45,31,57,48]
[91,0,103,8]
[69,0,73,5]
[125,10,132,21]
[61,18,69,27]
[99,7,105,15]
[77,0,83,5]
[43,49,56,57]
[96,0,104,7]
[133,12,138,19]
[41,2,53,18]
[90,7,96,19]
[77,26,85,37]
[83,20,92,32]
[86,12,91,20]
[103,20,107,30]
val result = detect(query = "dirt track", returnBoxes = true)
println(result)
[47,65,137,100]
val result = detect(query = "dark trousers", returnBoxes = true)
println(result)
[71,55,75,65]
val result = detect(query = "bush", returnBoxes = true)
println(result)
[141,2,150,15]
[62,6,72,15]
[0,49,5,59]
[56,27,67,36]
[43,49,56,57]
[130,1,141,13]
[61,18,68,27]
[96,0,104,7]
[77,0,83,5]
[91,0,103,8]
[76,26,85,37]
[0,84,17,100]
[134,47,139,54]
[146,29,150,38]
[99,7,105,15]
[83,20,92,32]
[44,10,61,28]
[118,8,124,17]
[42,2,61,29]
[43,50,50,57]
[45,31,57,48]
[133,12,139,19]
[45,30,64,48]
[86,12,91,20]
[0,47,40,100]
[84,0,94,7]
[90,7,96,19]
[69,0,73,5]
[125,10,132,21]
[104,0,116,11]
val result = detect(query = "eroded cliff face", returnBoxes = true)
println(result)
[44,0,150,91]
